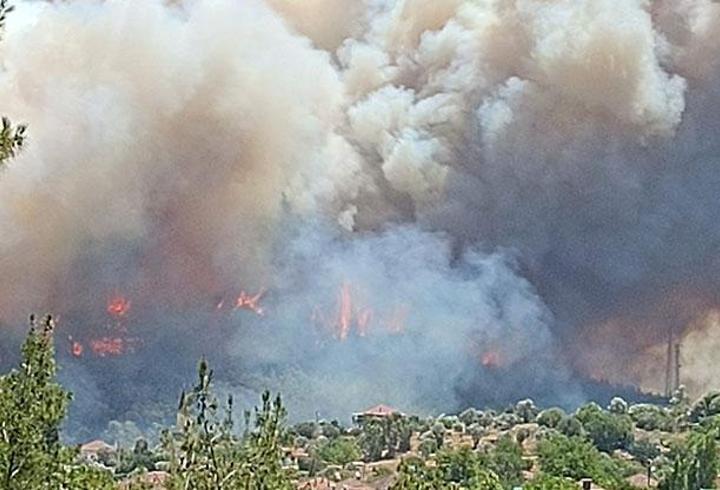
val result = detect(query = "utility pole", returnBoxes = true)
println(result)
[665,325,673,398]
[674,343,681,393]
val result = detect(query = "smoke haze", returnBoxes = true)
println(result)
[0,0,718,438]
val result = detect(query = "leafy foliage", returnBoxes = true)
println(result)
[537,433,629,490]
[358,413,412,462]
[392,449,503,490]
[0,116,25,165]
[480,435,526,489]
[315,436,361,466]
[658,429,719,490]
[536,408,565,429]
[523,474,577,490]
[0,0,25,169]
[575,403,634,452]
[0,316,114,489]
[0,316,70,488]
[163,359,292,489]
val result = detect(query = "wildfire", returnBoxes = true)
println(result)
[69,337,84,357]
[107,295,131,318]
[90,337,128,357]
[481,350,502,368]
[337,283,352,340]
[313,282,408,341]
[234,288,265,316]
[67,292,139,359]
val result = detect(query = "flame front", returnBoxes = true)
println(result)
[482,351,502,368]
[107,295,131,318]
[235,288,265,316]
[313,282,408,341]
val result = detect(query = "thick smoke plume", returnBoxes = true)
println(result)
[0,0,718,438]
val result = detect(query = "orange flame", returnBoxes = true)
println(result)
[107,295,131,318]
[481,351,502,368]
[234,288,265,316]
[337,283,352,340]
[90,337,131,357]
[71,340,84,357]
[313,282,408,341]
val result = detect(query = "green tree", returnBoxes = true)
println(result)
[163,359,292,489]
[459,408,480,426]
[688,392,720,424]
[392,449,503,490]
[392,456,443,490]
[437,447,504,489]
[0,0,26,169]
[0,316,72,488]
[482,435,526,489]
[537,408,565,429]
[628,440,660,488]
[467,423,485,449]
[241,391,292,489]
[0,315,115,489]
[523,474,577,490]
[315,436,361,466]
[557,415,584,437]
[292,421,318,439]
[359,420,385,462]
[575,403,634,452]
[658,429,718,490]
[629,403,672,431]
[608,397,629,415]
[116,438,158,477]
[515,399,539,423]
[357,414,412,462]
[537,433,628,489]
[0,114,25,165]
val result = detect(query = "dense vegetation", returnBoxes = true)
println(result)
[2,318,720,489]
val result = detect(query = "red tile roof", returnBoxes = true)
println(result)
[356,404,402,417]
[80,440,115,453]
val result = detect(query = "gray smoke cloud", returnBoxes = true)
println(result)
[0,0,718,438]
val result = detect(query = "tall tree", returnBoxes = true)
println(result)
[0,0,25,168]
[659,429,718,490]
[163,359,292,489]
[0,316,71,488]
[0,316,115,489]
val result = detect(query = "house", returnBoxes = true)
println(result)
[79,440,116,463]
[119,471,170,489]
[352,405,402,423]
[297,477,335,489]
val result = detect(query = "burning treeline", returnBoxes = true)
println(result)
[0,0,718,434]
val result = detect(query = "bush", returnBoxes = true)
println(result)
[515,399,539,423]
[316,436,361,466]
[319,421,341,439]
[537,433,629,490]
[658,429,718,490]
[575,403,634,452]
[524,474,577,490]
[459,408,480,426]
[482,435,526,488]
[294,421,319,439]
[629,404,672,431]
[496,413,522,430]
[608,397,629,415]
[418,435,438,458]
[537,408,566,429]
